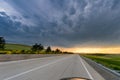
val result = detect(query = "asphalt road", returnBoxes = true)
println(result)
[0,54,105,80]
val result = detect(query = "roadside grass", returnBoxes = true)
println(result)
[83,54,120,72]
[0,43,65,54]
[5,43,31,50]
[0,43,61,54]
[0,43,31,54]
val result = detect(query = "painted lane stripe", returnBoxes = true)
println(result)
[79,56,94,80]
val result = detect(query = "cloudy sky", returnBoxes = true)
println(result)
[0,0,120,53]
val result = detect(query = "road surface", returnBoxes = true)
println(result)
[0,54,105,80]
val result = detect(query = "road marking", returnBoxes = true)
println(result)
[3,55,73,80]
[79,56,94,80]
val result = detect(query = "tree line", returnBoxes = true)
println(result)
[31,43,62,54]
[0,37,67,54]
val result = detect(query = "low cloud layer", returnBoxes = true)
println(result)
[0,0,120,47]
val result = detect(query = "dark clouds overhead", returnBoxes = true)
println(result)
[0,0,120,47]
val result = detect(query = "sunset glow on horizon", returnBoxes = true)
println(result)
[53,46,120,54]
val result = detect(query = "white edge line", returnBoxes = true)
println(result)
[79,56,94,80]
[87,57,120,76]
[3,55,74,80]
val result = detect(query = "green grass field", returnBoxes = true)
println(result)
[0,43,64,54]
[83,54,120,72]
[5,43,31,50]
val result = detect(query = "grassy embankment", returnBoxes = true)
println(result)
[83,54,120,72]
[5,43,31,50]
[0,43,32,54]
[0,43,31,54]
[0,43,64,54]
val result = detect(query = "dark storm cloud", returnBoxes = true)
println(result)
[0,0,120,47]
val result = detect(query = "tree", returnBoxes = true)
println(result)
[31,43,38,51]
[46,46,51,52]
[55,48,61,54]
[38,44,44,51]
[31,43,44,51]
[0,37,5,50]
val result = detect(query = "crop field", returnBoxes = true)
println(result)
[83,54,120,73]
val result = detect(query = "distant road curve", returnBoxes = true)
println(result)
[0,54,105,80]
